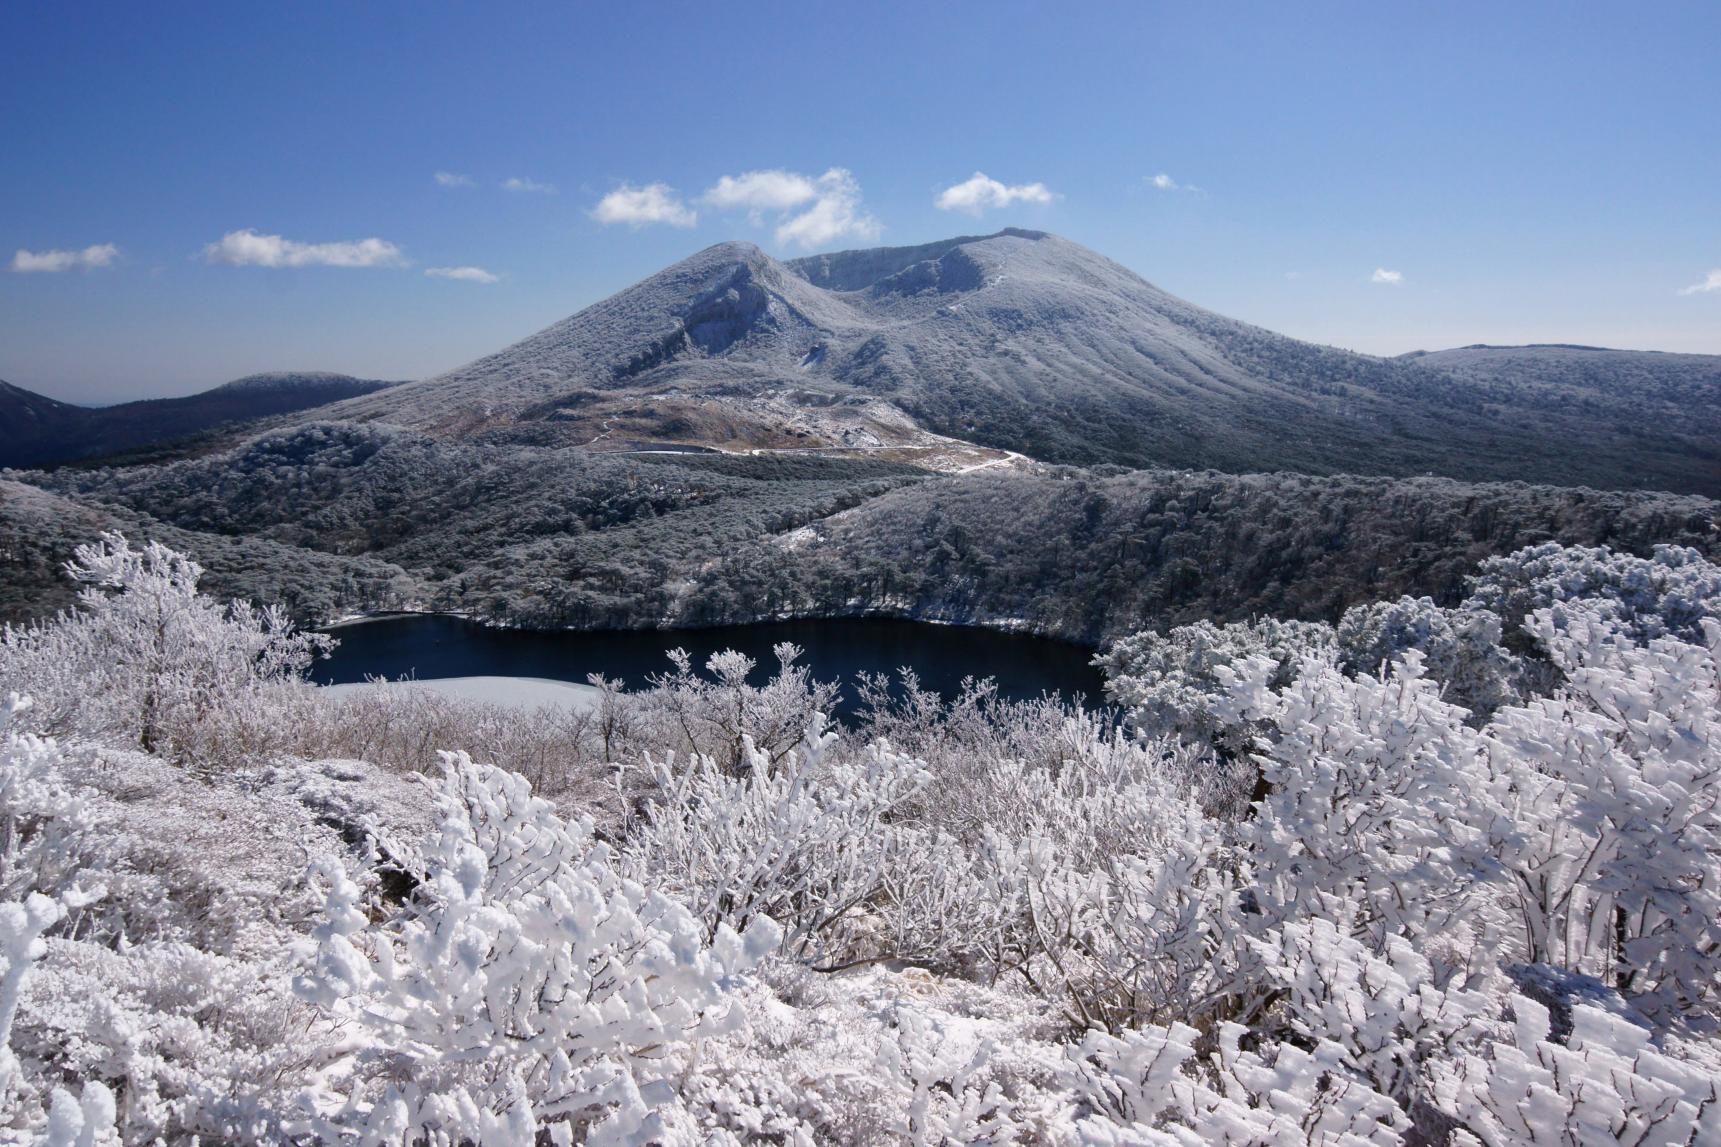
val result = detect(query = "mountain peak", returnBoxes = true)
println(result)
[786,228,1054,293]
[691,238,769,261]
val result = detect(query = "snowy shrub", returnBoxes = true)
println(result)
[968,761,1245,1033]
[641,643,841,775]
[293,750,780,1145]
[0,533,330,766]
[0,697,95,906]
[1430,993,1721,1146]
[1,888,114,1146]
[26,1081,120,1147]
[1482,609,1721,1018]
[1,893,65,1107]
[17,935,318,1143]
[873,1003,1023,1145]
[1221,651,1502,957]
[1249,920,1499,1112]
[1068,1020,1411,1145]
[625,718,936,967]
[304,679,610,801]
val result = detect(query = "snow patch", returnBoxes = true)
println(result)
[322,675,602,712]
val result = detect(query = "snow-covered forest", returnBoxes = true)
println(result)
[2,533,1718,1144]
[9,421,1716,641]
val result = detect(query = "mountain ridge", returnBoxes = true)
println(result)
[320,229,1719,496]
[0,372,406,469]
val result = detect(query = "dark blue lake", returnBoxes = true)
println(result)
[314,615,1107,720]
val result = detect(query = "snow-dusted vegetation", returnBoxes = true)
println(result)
[3,534,1720,1144]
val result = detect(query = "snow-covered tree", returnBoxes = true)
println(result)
[1335,595,1520,718]
[1466,542,1721,647]
[1099,619,1336,758]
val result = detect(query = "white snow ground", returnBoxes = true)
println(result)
[321,675,602,711]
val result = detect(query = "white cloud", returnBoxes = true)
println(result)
[1677,269,1721,296]
[425,265,499,284]
[434,171,474,188]
[202,229,405,268]
[773,169,881,248]
[693,166,883,249]
[502,176,555,194]
[934,172,1058,216]
[1371,267,1404,285]
[590,183,698,228]
[10,243,120,273]
[702,170,820,216]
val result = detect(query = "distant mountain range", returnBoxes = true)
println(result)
[6,231,1717,495]
[0,372,403,469]
[318,228,1718,496]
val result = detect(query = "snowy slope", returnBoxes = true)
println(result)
[323,230,1720,495]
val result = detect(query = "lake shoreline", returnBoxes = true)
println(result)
[320,605,1107,650]
[313,613,1110,721]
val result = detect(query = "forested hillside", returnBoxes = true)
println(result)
[0,479,417,624]
[3,423,926,626]
[11,420,1716,642]
[680,466,1721,641]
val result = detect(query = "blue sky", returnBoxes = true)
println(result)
[3,1,1718,403]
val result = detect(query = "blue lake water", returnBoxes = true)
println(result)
[315,614,1107,720]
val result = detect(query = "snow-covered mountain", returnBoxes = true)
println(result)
[324,229,1720,496]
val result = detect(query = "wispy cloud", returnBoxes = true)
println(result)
[702,167,880,249]
[1371,267,1404,286]
[1678,269,1721,296]
[502,176,555,194]
[434,171,475,188]
[590,183,698,228]
[10,243,120,273]
[1146,172,1204,193]
[934,172,1058,216]
[425,265,499,284]
[202,230,405,268]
